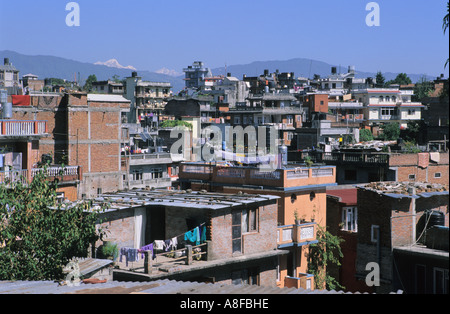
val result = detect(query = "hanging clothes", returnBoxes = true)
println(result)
[153,240,165,251]
[139,243,155,260]
[200,225,207,243]
[119,247,139,267]
[184,227,200,246]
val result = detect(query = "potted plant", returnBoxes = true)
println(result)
[304,155,313,168]
[98,242,119,262]
[294,209,301,225]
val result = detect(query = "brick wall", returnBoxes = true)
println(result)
[389,152,449,184]
[356,187,449,292]
[98,207,136,249]
[208,203,278,260]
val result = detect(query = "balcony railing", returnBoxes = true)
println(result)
[0,170,28,186]
[285,274,314,290]
[122,153,173,166]
[303,151,389,166]
[31,166,81,180]
[124,177,172,189]
[277,222,317,248]
[0,166,81,186]
[0,120,47,137]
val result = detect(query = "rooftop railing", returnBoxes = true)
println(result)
[0,120,47,137]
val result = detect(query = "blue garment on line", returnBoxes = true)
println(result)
[184,227,200,246]
[139,243,155,260]
[200,225,207,243]
[119,247,139,267]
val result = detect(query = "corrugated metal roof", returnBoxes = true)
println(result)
[89,190,279,212]
[87,94,130,103]
[0,279,376,294]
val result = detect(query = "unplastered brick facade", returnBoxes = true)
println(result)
[12,92,130,199]
[67,94,130,197]
[389,152,449,185]
[355,182,449,293]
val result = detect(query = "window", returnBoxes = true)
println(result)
[371,225,380,243]
[408,109,416,115]
[242,208,258,233]
[232,210,242,254]
[342,207,358,232]
[232,268,259,285]
[286,115,293,124]
[291,194,297,203]
[409,174,416,181]
[344,169,357,181]
[435,172,442,178]
[415,264,426,294]
[434,268,448,294]
[170,166,179,176]
[150,167,163,179]
[133,170,143,181]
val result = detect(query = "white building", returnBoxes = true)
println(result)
[0,58,21,94]
[353,88,424,128]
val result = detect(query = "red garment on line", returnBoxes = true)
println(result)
[12,95,31,106]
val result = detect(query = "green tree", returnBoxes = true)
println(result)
[359,129,374,142]
[111,74,121,83]
[386,73,412,87]
[400,120,426,145]
[444,2,449,68]
[379,122,401,141]
[307,225,344,291]
[83,74,98,92]
[413,76,434,102]
[0,168,107,281]
[159,120,193,130]
[375,71,385,88]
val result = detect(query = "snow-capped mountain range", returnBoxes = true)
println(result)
[94,59,137,71]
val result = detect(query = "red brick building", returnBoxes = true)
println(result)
[10,92,130,199]
[327,188,376,293]
[355,181,448,294]
[389,152,449,185]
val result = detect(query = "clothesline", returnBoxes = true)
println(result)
[119,222,208,266]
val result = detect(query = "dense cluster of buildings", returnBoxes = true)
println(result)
[0,57,448,294]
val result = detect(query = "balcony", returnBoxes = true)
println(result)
[0,120,47,138]
[304,151,389,166]
[0,166,82,186]
[0,169,28,186]
[31,166,82,182]
[285,274,315,290]
[277,222,318,248]
[180,163,335,189]
[123,177,172,189]
[122,153,173,166]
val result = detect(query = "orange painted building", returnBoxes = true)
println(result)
[179,161,336,288]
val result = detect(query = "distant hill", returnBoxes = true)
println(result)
[0,51,437,95]
[0,50,185,92]
[210,58,436,83]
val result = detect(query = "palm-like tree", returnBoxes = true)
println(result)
[444,2,449,68]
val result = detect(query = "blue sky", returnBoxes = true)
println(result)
[0,0,448,77]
